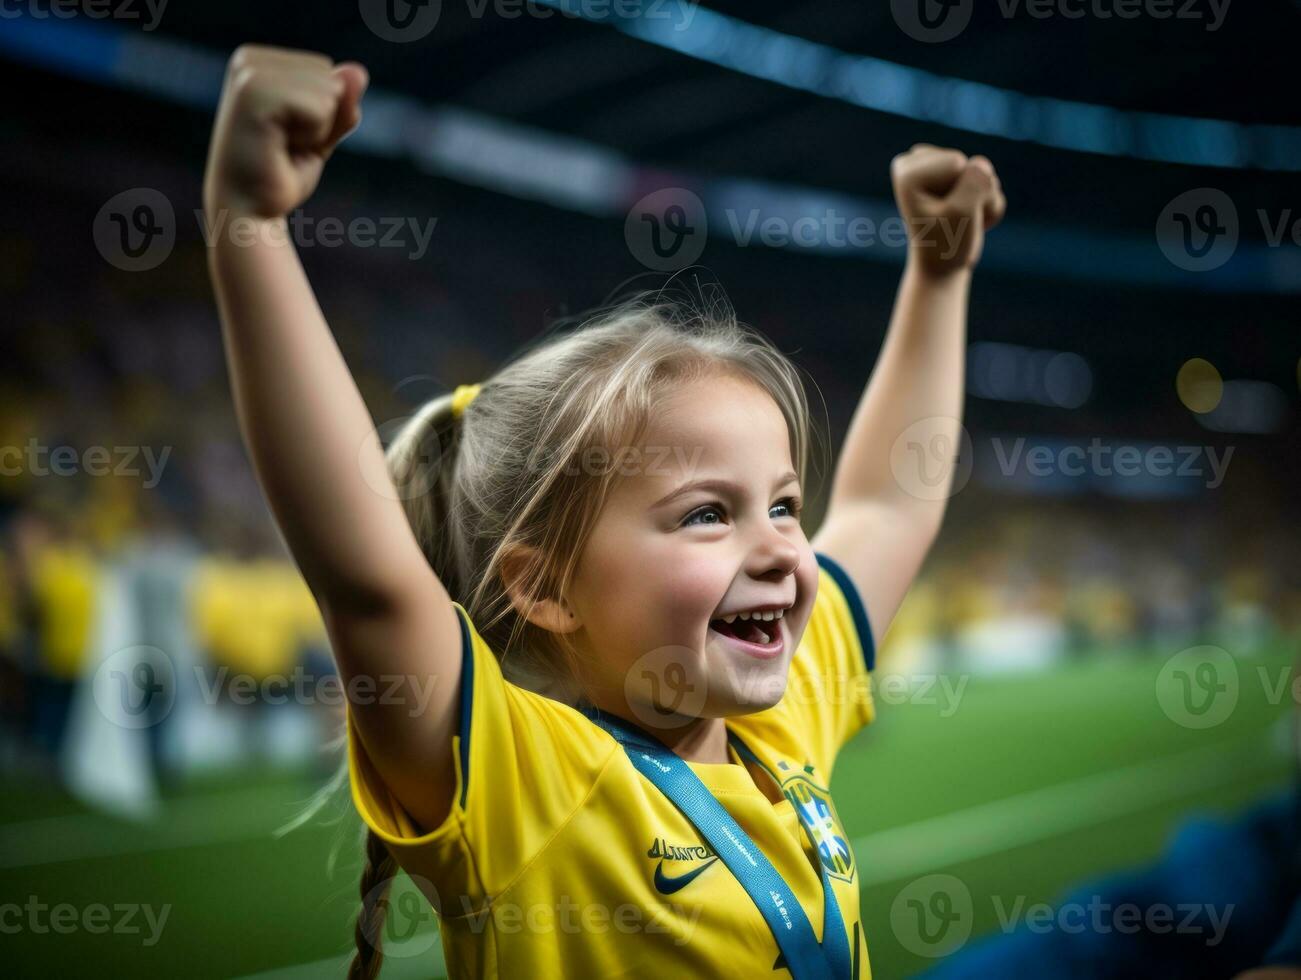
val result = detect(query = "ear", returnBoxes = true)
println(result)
[499,545,583,635]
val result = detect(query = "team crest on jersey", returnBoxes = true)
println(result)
[777,761,855,884]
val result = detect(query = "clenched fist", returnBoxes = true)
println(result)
[203,45,369,220]
[891,144,1007,274]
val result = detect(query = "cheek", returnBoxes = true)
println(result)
[606,534,732,616]
[659,555,737,630]
[577,529,719,637]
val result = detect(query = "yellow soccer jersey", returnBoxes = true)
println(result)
[348,551,876,978]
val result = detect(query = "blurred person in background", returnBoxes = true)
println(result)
[23,502,100,778]
[113,487,202,786]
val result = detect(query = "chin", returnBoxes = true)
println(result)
[707,666,791,716]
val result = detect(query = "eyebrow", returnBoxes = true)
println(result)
[651,471,800,510]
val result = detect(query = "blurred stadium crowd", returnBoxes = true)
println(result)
[887,499,1298,676]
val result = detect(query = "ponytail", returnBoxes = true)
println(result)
[385,390,464,592]
[347,828,400,980]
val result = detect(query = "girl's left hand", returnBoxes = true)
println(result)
[890,143,1007,275]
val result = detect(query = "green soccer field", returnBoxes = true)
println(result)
[2,642,1294,979]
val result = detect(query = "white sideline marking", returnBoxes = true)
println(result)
[851,733,1282,887]
[0,784,334,870]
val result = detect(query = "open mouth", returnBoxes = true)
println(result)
[708,612,786,659]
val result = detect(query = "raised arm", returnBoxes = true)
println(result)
[203,45,462,830]
[811,145,1006,652]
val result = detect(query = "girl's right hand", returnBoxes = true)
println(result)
[203,44,368,220]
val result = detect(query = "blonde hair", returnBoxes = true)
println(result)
[337,284,825,978]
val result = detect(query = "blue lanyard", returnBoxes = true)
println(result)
[584,708,852,980]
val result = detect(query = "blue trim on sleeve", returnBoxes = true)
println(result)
[451,604,475,808]
[814,552,875,673]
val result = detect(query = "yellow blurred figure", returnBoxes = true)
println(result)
[89,479,140,552]
[191,557,315,682]
[246,558,307,679]
[1072,578,1138,646]
[1225,565,1268,606]
[947,576,998,631]
[30,542,100,680]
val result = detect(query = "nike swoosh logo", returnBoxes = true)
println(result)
[653,857,719,894]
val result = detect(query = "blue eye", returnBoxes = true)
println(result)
[682,504,724,527]
[772,497,803,519]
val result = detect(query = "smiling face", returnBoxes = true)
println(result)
[562,372,820,730]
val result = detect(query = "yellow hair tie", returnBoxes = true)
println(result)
[450,383,482,419]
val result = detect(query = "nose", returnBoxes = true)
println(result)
[747,519,801,581]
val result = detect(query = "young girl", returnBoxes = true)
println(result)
[203,45,1005,980]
